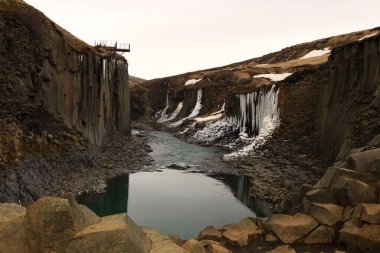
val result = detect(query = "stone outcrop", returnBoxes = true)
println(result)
[339,220,380,253]
[197,226,222,241]
[306,202,343,227]
[303,225,335,244]
[266,245,296,253]
[263,214,318,243]
[0,195,187,253]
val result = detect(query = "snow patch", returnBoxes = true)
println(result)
[193,118,237,143]
[300,47,331,59]
[195,113,223,122]
[359,33,378,41]
[253,73,293,82]
[170,89,203,127]
[158,102,183,123]
[194,103,225,122]
[185,78,202,86]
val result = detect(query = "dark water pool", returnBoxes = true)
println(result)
[78,131,270,239]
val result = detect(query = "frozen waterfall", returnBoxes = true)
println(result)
[228,85,279,137]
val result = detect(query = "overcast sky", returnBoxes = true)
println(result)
[24,0,380,80]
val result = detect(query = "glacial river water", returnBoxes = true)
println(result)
[78,130,270,239]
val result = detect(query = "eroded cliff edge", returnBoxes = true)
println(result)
[0,0,148,205]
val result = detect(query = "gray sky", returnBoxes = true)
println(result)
[24,0,380,80]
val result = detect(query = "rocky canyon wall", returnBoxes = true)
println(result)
[317,37,380,162]
[138,28,380,165]
[0,0,130,150]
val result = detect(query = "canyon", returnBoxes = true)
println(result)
[0,0,380,252]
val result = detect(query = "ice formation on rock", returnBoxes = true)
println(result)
[170,89,203,127]
[231,85,279,136]
[222,85,280,160]
[156,93,170,122]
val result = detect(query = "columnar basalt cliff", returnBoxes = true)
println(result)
[317,37,380,163]
[0,0,140,204]
[0,0,130,152]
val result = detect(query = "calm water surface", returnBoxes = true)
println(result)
[79,131,270,239]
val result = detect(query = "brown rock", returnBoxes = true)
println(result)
[169,234,183,246]
[200,240,231,253]
[347,148,380,173]
[25,197,85,252]
[314,167,367,189]
[182,239,206,253]
[332,177,377,205]
[143,227,185,253]
[0,217,27,253]
[198,226,222,241]
[339,219,380,253]
[67,214,150,253]
[237,217,263,237]
[307,202,343,227]
[303,225,335,244]
[265,233,278,242]
[79,204,101,227]
[266,245,296,253]
[355,203,380,224]
[342,206,354,222]
[222,224,248,247]
[0,203,26,223]
[264,214,318,243]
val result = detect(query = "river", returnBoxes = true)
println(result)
[78,130,270,239]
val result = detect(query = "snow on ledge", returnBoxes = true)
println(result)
[359,33,378,41]
[253,73,293,82]
[300,47,331,59]
[185,78,202,86]
[195,113,223,122]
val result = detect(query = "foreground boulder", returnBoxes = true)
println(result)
[332,177,377,205]
[197,226,222,241]
[0,203,26,223]
[142,227,186,253]
[263,214,318,243]
[1,195,183,253]
[66,214,149,253]
[306,202,343,227]
[339,220,380,252]
[353,203,380,224]
[182,239,206,253]
[266,245,296,253]
[303,225,335,244]
[222,218,263,246]
[25,197,86,252]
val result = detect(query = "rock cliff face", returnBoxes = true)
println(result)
[0,0,135,204]
[317,37,380,162]
[0,0,130,154]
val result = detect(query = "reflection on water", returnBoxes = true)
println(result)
[78,130,271,239]
[79,174,130,216]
